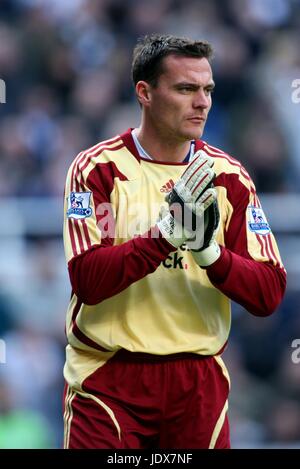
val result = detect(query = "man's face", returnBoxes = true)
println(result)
[144,55,214,142]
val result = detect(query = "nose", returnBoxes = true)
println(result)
[193,89,211,109]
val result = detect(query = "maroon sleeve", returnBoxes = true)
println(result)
[68,228,176,305]
[206,247,286,317]
[206,171,286,317]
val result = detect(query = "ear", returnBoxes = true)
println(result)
[135,81,152,107]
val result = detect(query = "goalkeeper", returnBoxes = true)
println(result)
[62,34,286,449]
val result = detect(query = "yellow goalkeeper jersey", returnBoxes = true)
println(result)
[63,129,285,388]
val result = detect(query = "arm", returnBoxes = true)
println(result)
[68,229,175,305]
[64,152,177,305]
[206,246,286,317]
[204,171,286,316]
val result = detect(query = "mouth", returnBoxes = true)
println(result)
[187,117,206,124]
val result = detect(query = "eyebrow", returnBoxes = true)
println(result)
[174,81,215,90]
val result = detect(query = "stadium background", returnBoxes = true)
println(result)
[0,0,300,448]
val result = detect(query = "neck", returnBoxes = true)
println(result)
[135,124,191,163]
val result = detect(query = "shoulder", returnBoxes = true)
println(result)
[72,134,125,168]
[65,132,141,191]
[201,141,247,175]
[65,134,127,183]
[201,141,254,191]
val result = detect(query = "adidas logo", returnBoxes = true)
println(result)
[160,179,174,193]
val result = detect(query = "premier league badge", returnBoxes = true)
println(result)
[248,206,270,235]
[67,192,92,219]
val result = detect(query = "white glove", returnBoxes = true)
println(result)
[157,150,216,248]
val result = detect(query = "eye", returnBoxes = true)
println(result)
[177,86,194,94]
[205,87,214,95]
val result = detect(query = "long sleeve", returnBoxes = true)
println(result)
[68,229,175,305]
[207,247,286,316]
[206,164,286,317]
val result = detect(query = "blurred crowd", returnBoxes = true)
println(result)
[0,0,300,448]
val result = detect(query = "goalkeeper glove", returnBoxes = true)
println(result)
[156,150,216,248]
[188,199,221,267]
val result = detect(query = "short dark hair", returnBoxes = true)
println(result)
[131,34,213,87]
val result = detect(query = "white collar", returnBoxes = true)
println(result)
[132,128,153,160]
[131,128,195,162]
